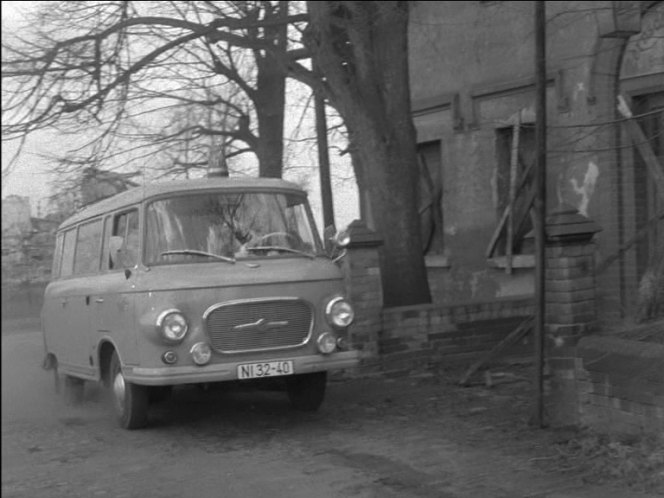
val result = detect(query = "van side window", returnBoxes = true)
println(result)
[109,210,139,269]
[73,219,103,275]
[60,228,77,277]
[51,233,64,279]
[100,216,112,271]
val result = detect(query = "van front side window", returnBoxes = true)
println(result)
[109,210,139,269]
[145,192,319,265]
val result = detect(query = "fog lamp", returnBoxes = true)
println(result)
[317,332,337,354]
[162,351,178,365]
[190,342,212,366]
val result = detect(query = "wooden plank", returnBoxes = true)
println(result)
[596,210,664,275]
[485,157,534,258]
[506,120,521,274]
[458,316,534,387]
[617,95,664,202]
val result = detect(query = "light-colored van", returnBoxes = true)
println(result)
[42,177,358,429]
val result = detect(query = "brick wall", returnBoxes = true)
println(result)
[365,298,534,375]
[548,334,664,436]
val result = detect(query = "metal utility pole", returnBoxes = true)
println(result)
[533,0,547,428]
[314,88,335,231]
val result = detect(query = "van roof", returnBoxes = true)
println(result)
[59,177,306,230]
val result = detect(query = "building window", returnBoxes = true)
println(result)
[632,92,664,282]
[417,140,444,257]
[488,125,536,266]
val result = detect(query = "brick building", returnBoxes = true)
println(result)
[405,1,663,324]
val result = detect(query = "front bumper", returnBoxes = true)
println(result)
[123,350,360,386]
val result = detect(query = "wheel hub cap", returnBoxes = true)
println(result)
[113,372,126,413]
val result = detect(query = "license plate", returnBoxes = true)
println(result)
[237,360,294,379]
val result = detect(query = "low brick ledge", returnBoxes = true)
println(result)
[578,335,664,358]
[382,296,535,316]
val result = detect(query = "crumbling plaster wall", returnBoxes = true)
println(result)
[409,1,657,312]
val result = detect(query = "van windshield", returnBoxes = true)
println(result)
[145,192,321,265]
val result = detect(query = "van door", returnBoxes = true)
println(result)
[46,219,104,378]
[43,227,79,371]
[91,209,140,366]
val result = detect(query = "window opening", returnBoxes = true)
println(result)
[417,140,444,256]
[486,123,536,271]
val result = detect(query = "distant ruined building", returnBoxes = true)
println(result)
[80,167,140,206]
[1,195,58,283]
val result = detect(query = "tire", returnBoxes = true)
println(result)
[109,351,149,430]
[286,372,327,412]
[63,375,85,405]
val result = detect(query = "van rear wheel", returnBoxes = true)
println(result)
[286,372,327,411]
[109,351,148,429]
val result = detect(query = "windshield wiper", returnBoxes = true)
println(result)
[244,245,315,259]
[160,249,236,264]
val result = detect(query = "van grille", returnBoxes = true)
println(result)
[204,299,313,353]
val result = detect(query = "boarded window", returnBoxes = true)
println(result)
[491,125,536,258]
[632,92,664,279]
[417,140,444,255]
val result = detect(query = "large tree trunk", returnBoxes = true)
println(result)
[306,1,431,306]
[255,83,285,178]
[254,1,288,179]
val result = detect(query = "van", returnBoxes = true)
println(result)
[41,178,358,429]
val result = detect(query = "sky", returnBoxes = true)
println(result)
[1,1,56,216]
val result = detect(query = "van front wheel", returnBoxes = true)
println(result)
[286,372,327,411]
[109,352,148,429]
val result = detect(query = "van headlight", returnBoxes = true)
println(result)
[325,297,355,328]
[156,309,189,343]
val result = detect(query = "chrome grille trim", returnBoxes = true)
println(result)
[203,297,314,354]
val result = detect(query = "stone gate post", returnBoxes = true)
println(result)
[545,207,602,342]
[544,207,602,425]
[340,220,383,362]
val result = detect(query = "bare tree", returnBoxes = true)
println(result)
[3,0,433,306]
[1,1,304,179]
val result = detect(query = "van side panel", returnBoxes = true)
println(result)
[43,278,97,379]
[89,272,139,367]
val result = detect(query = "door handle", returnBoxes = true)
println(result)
[61,299,67,308]
[95,298,104,303]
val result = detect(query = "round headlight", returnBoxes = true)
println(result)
[157,309,189,343]
[325,297,355,328]
[190,342,212,366]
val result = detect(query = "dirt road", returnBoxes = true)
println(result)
[2,329,658,498]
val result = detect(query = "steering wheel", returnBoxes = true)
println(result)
[251,231,298,246]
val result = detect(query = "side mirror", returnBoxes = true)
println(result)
[325,226,350,263]
[332,229,350,248]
